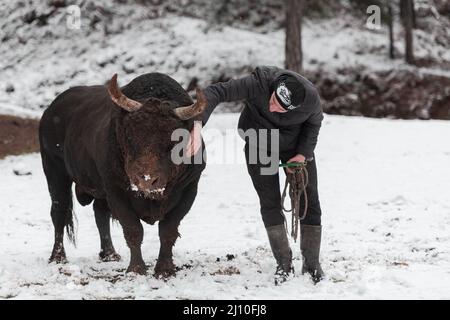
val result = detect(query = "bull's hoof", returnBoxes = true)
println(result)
[49,246,67,264]
[126,263,147,275]
[49,253,67,264]
[154,260,176,279]
[99,250,121,262]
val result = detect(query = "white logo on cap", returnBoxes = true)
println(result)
[276,82,292,107]
[287,104,297,110]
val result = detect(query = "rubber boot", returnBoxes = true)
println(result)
[300,224,324,284]
[266,224,293,285]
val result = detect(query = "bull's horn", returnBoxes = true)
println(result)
[174,88,207,120]
[108,74,142,112]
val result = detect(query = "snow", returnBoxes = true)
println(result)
[1,2,448,114]
[0,13,283,112]
[0,102,41,120]
[1,113,449,300]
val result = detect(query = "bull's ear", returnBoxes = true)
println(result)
[108,74,142,112]
[173,88,207,120]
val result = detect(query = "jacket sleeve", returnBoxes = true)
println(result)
[296,103,324,160]
[201,71,263,125]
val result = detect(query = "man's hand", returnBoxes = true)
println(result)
[185,121,203,157]
[286,154,306,174]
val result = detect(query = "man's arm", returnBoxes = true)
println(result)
[295,108,324,160]
[202,70,262,125]
[185,70,262,157]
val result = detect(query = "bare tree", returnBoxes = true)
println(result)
[285,0,305,73]
[400,0,415,64]
[387,3,395,59]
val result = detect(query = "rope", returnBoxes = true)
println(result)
[280,162,309,242]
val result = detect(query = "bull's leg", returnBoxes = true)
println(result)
[49,184,73,263]
[155,178,200,278]
[122,223,146,274]
[155,218,180,278]
[93,199,121,262]
[42,153,74,264]
[107,194,146,275]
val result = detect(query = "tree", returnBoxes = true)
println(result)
[387,2,395,59]
[400,0,415,64]
[285,0,305,73]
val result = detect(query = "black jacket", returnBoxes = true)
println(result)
[202,66,323,159]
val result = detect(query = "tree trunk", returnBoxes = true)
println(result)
[401,0,415,64]
[285,0,304,73]
[387,3,395,59]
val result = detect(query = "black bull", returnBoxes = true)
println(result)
[39,73,206,276]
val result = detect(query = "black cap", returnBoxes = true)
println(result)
[274,75,305,110]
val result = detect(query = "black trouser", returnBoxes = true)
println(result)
[244,143,322,228]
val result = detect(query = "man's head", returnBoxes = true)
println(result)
[269,75,305,113]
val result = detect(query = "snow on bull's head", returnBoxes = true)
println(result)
[107,74,206,200]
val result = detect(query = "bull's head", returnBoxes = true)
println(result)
[108,74,206,200]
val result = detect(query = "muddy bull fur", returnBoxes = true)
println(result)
[39,73,207,277]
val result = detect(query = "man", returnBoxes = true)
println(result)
[191,66,324,284]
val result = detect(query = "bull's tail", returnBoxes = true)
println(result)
[65,205,77,247]
[50,192,77,247]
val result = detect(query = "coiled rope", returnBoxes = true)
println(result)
[280,162,309,242]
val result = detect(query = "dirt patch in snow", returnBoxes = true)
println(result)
[0,115,39,159]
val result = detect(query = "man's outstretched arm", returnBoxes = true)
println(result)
[186,70,262,156]
[202,71,262,125]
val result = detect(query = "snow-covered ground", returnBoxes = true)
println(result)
[0,113,449,300]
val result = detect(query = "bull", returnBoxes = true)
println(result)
[39,73,206,276]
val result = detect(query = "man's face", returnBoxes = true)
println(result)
[269,92,288,113]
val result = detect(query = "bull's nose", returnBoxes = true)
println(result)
[145,175,160,186]
[137,174,166,190]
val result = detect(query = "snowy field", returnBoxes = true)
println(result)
[0,113,449,300]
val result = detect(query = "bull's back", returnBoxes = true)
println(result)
[40,85,113,195]
[40,85,112,154]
